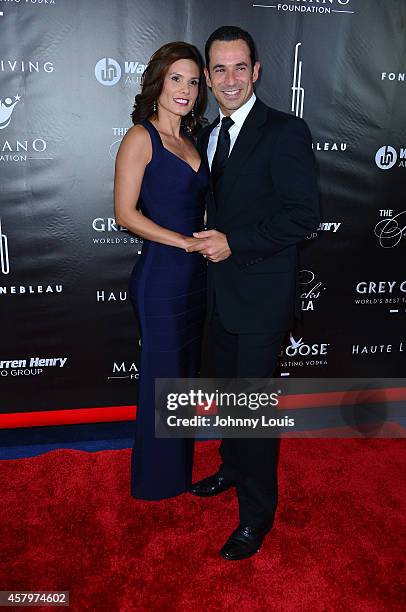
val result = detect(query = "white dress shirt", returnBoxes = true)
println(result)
[207,93,257,169]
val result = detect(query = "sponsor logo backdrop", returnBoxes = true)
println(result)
[0,0,405,416]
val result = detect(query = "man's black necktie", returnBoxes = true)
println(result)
[211,116,234,193]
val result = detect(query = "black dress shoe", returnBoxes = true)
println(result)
[189,472,234,497]
[220,524,271,560]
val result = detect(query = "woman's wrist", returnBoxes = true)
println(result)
[176,233,189,249]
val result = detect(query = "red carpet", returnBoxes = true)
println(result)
[1,439,405,611]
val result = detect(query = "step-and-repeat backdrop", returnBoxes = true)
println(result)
[1,0,405,418]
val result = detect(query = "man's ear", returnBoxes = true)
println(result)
[204,67,212,88]
[252,61,260,84]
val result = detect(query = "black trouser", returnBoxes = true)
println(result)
[208,301,286,528]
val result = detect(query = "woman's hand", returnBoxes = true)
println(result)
[183,236,205,252]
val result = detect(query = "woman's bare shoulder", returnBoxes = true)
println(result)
[117,124,151,162]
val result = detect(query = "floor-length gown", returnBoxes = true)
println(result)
[129,119,208,499]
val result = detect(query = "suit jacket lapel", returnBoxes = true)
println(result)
[199,117,219,220]
[217,99,268,205]
[199,116,219,169]
[196,117,218,226]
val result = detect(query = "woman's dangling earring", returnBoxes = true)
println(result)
[153,100,157,113]
[191,106,195,117]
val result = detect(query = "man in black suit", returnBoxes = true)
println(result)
[186,26,320,560]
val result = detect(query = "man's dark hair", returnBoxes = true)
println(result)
[205,26,257,70]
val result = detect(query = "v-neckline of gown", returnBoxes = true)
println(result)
[147,120,202,175]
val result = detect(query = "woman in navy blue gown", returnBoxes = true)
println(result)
[114,43,208,499]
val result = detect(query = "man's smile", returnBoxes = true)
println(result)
[221,89,241,98]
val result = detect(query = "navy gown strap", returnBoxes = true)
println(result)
[140,119,162,156]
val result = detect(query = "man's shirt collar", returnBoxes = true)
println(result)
[218,92,256,128]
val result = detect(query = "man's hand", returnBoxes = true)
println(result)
[186,230,232,262]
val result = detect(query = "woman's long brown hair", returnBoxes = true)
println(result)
[131,42,207,136]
